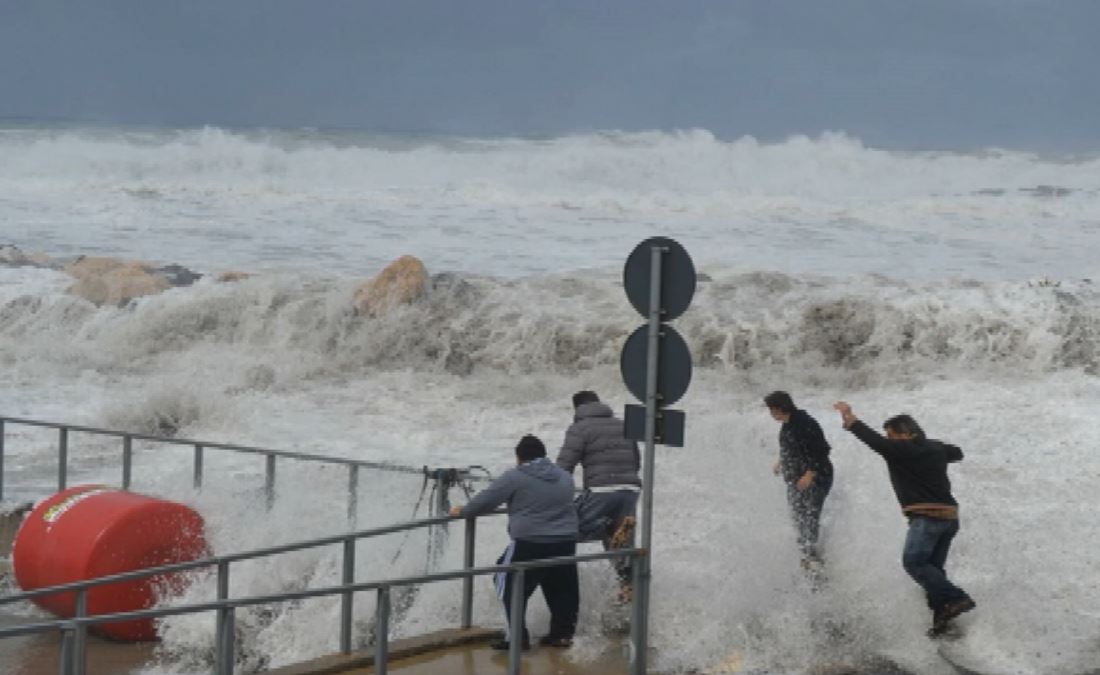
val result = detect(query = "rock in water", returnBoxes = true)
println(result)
[0,245,57,268]
[352,255,430,315]
[216,271,252,283]
[65,256,202,307]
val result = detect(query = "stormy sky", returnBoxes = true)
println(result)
[1,1,1097,151]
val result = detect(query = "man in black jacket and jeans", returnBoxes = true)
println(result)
[833,401,976,636]
[765,391,833,569]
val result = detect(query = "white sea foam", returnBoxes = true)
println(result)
[1,126,1099,673]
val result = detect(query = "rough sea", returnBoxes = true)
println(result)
[2,125,1099,674]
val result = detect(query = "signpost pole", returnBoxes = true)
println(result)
[622,235,694,675]
[631,244,664,675]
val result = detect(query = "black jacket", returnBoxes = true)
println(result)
[847,420,963,511]
[778,409,833,484]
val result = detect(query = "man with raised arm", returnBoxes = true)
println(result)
[833,401,976,636]
[450,434,579,650]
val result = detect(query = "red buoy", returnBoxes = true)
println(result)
[12,485,207,641]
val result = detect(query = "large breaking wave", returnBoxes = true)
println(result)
[1,268,1096,389]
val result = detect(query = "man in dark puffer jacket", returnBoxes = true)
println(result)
[556,390,640,597]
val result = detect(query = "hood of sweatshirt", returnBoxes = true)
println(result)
[517,457,565,482]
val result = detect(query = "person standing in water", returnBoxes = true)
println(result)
[556,390,640,601]
[765,391,834,570]
[451,435,579,649]
[833,401,976,636]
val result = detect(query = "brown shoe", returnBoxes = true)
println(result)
[617,583,634,604]
[940,597,976,622]
[609,516,636,549]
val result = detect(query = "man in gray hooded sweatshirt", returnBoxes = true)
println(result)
[451,434,579,649]
[556,390,640,596]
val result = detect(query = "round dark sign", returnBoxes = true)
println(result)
[623,236,696,321]
[619,324,693,407]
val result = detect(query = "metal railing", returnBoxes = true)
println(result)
[0,415,430,522]
[0,510,644,675]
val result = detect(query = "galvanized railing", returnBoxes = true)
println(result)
[0,415,428,521]
[0,510,644,675]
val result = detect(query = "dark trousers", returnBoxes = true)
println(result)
[575,489,638,582]
[902,516,971,611]
[495,539,579,642]
[786,473,832,559]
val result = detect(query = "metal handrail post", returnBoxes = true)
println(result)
[58,426,68,491]
[347,465,359,527]
[217,607,236,675]
[214,560,230,672]
[0,418,6,501]
[264,454,276,510]
[122,435,132,490]
[375,586,390,675]
[193,444,204,490]
[508,569,525,675]
[339,537,355,653]
[72,590,87,675]
[58,625,75,675]
[460,517,476,629]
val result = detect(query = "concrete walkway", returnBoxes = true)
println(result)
[267,627,631,675]
[362,640,630,675]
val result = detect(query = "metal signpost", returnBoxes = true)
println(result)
[620,236,695,675]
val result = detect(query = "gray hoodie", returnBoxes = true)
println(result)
[459,457,578,543]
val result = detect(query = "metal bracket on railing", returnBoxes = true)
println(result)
[421,466,489,569]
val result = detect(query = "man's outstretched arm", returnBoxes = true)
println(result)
[451,473,515,517]
[833,401,897,457]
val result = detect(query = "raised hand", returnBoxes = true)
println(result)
[833,401,856,428]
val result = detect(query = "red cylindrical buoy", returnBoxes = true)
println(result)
[12,485,207,641]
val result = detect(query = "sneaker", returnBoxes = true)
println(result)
[538,635,573,648]
[490,638,530,651]
[609,516,636,549]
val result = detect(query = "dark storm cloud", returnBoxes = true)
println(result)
[1,1,1097,150]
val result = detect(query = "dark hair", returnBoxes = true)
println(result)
[515,434,547,462]
[763,391,796,414]
[572,390,600,408]
[884,414,925,440]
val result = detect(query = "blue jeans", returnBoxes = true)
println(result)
[575,490,638,582]
[902,516,970,611]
